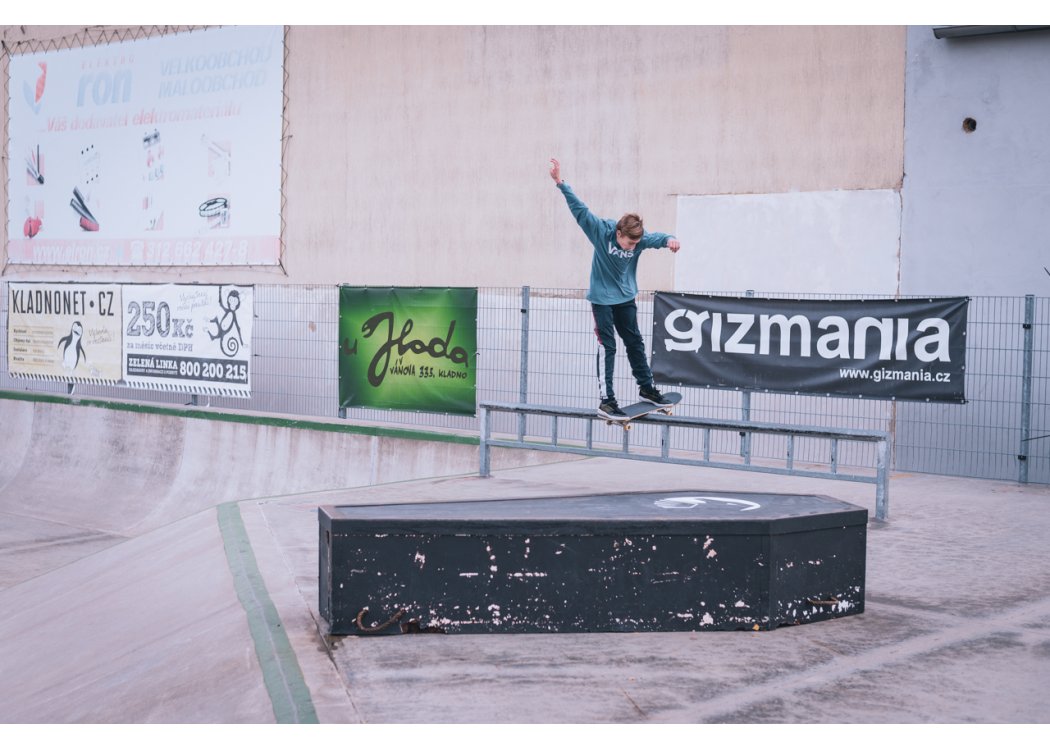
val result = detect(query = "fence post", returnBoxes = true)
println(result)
[480,405,492,477]
[1019,294,1035,484]
[741,290,754,457]
[518,285,530,441]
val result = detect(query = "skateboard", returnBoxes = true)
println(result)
[602,392,682,431]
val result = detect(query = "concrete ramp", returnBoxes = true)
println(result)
[0,398,32,489]
[0,394,561,722]
[0,396,555,590]
[0,397,479,538]
[0,394,539,722]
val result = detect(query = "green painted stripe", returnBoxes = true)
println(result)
[0,388,478,446]
[217,502,319,724]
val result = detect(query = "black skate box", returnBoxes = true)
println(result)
[319,490,867,635]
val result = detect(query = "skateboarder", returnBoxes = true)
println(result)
[550,158,681,419]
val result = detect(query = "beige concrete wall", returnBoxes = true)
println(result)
[1,25,905,290]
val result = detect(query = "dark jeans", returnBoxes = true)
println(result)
[591,300,653,401]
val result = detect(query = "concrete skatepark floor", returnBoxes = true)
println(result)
[1,398,1049,724]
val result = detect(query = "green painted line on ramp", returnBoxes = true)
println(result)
[217,502,319,724]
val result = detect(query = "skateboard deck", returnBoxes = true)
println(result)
[603,392,682,430]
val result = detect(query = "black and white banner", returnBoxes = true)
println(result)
[122,284,253,397]
[651,294,969,402]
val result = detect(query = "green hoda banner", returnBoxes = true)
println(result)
[339,287,478,415]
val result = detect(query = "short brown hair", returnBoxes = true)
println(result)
[616,213,644,241]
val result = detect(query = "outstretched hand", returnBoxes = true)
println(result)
[549,158,562,185]
[667,239,681,253]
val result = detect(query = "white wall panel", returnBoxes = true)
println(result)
[674,190,901,295]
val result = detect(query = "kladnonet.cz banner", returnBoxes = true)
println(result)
[7,26,284,266]
[339,287,478,415]
[651,293,969,402]
[122,284,253,397]
[7,282,123,383]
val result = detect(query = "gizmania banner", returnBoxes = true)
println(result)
[651,293,969,402]
[7,26,283,266]
[339,287,478,415]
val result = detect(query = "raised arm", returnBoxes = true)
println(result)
[550,158,605,244]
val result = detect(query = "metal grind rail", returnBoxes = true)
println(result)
[479,402,891,521]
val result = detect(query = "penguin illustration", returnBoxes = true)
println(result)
[58,321,87,371]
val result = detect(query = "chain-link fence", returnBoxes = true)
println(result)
[3,281,1048,485]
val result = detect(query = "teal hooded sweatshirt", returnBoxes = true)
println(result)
[557,181,674,306]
